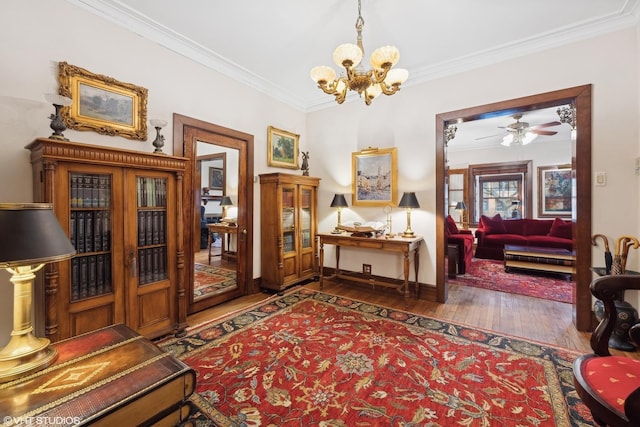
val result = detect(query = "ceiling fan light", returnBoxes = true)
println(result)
[370,45,399,69]
[310,66,336,84]
[333,44,363,68]
[384,68,409,86]
[501,134,513,146]
[522,132,537,145]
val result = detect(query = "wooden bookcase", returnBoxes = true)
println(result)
[259,173,320,292]
[26,138,188,342]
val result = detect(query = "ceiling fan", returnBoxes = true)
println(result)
[477,113,561,146]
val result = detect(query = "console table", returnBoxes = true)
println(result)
[208,223,238,264]
[317,233,423,307]
[0,324,195,426]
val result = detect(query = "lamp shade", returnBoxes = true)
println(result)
[219,196,233,207]
[0,203,75,268]
[330,194,348,208]
[455,201,467,210]
[398,192,420,209]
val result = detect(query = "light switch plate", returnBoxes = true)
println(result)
[595,172,606,186]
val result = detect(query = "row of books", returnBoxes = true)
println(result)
[137,177,167,208]
[70,210,110,254]
[70,174,111,208]
[70,254,112,301]
[138,247,168,285]
[138,210,166,246]
[283,232,295,253]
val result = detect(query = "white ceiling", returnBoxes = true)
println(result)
[68,0,638,113]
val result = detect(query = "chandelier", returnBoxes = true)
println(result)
[310,0,409,105]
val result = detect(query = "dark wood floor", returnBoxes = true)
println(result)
[187,276,640,360]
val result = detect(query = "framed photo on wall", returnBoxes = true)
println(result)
[267,126,299,169]
[58,61,148,141]
[209,167,224,190]
[351,147,398,207]
[538,164,572,218]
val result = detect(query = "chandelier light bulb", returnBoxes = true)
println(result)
[384,68,409,86]
[310,66,336,84]
[370,46,400,69]
[333,44,363,68]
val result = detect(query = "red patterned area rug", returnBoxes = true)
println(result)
[450,258,575,304]
[194,263,236,300]
[157,288,591,426]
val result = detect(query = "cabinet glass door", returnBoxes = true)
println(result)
[300,188,312,249]
[136,177,168,285]
[281,187,295,253]
[69,173,112,301]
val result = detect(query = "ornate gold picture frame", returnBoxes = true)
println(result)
[58,61,148,140]
[267,126,299,169]
[351,147,398,207]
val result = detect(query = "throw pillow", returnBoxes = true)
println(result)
[446,215,459,234]
[481,214,506,235]
[548,217,573,239]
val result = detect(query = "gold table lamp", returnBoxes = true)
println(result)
[0,203,75,382]
[398,192,420,238]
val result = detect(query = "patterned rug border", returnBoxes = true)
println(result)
[159,287,586,426]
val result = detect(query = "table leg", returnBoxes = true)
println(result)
[403,250,410,308]
[414,243,420,299]
[335,246,341,276]
[319,242,325,289]
[207,230,212,264]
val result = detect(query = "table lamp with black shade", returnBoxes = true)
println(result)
[455,201,467,228]
[398,192,420,238]
[0,203,75,382]
[330,194,348,234]
[219,196,233,222]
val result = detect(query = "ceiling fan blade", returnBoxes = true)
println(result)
[531,129,557,136]
[475,133,503,140]
[531,121,561,129]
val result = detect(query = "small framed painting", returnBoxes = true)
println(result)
[351,147,398,207]
[538,164,572,218]
[267,126,299,169]
[209,167,224,190]
[58,61,148,140]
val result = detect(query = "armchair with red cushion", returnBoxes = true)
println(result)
[573,275,640,426]
[445,215,474,275]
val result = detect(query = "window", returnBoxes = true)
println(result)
[468,161,532,226]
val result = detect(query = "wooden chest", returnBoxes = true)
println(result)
[0,324,195,426]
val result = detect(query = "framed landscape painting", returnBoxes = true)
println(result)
[538,164,572,218]
[351,147,398,207]
[58,61,148,140]
[267,126,299,169]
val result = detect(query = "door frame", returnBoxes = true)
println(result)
[435,85,593,331]
[173,113,254,314]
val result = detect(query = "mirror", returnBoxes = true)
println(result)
[195,143,239,300]
[173,114,254,315]
[435,85,593,331]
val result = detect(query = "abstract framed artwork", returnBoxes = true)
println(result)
[351,147,398,207]
[58,61,148,140]
[538,164,572,218]
[267,126,299,169]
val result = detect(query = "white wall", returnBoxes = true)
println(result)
[0,1,639,345]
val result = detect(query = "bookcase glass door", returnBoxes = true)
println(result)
[69,173,112,301]
[300,188,312,249]
[136,176,168,285]
[282,187,295,254]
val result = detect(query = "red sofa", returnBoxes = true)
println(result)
[445,215,474,274]
[474,214,573,260]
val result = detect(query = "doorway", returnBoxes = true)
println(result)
[435,85,593,331]
[173,114,254,314]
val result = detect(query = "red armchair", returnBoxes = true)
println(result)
[573,275,640,426]
[445,215,474,275]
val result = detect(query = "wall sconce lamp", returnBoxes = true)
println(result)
[330,194,348,234]
[44,93,72,141]
[219,196,233,220]
[0,203,75,383]
[150,119,167,154]
[398,192,420,238]
[455,201,467,228]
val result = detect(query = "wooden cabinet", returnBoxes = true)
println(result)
[26,138,188,342]
[259,173,320,292]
